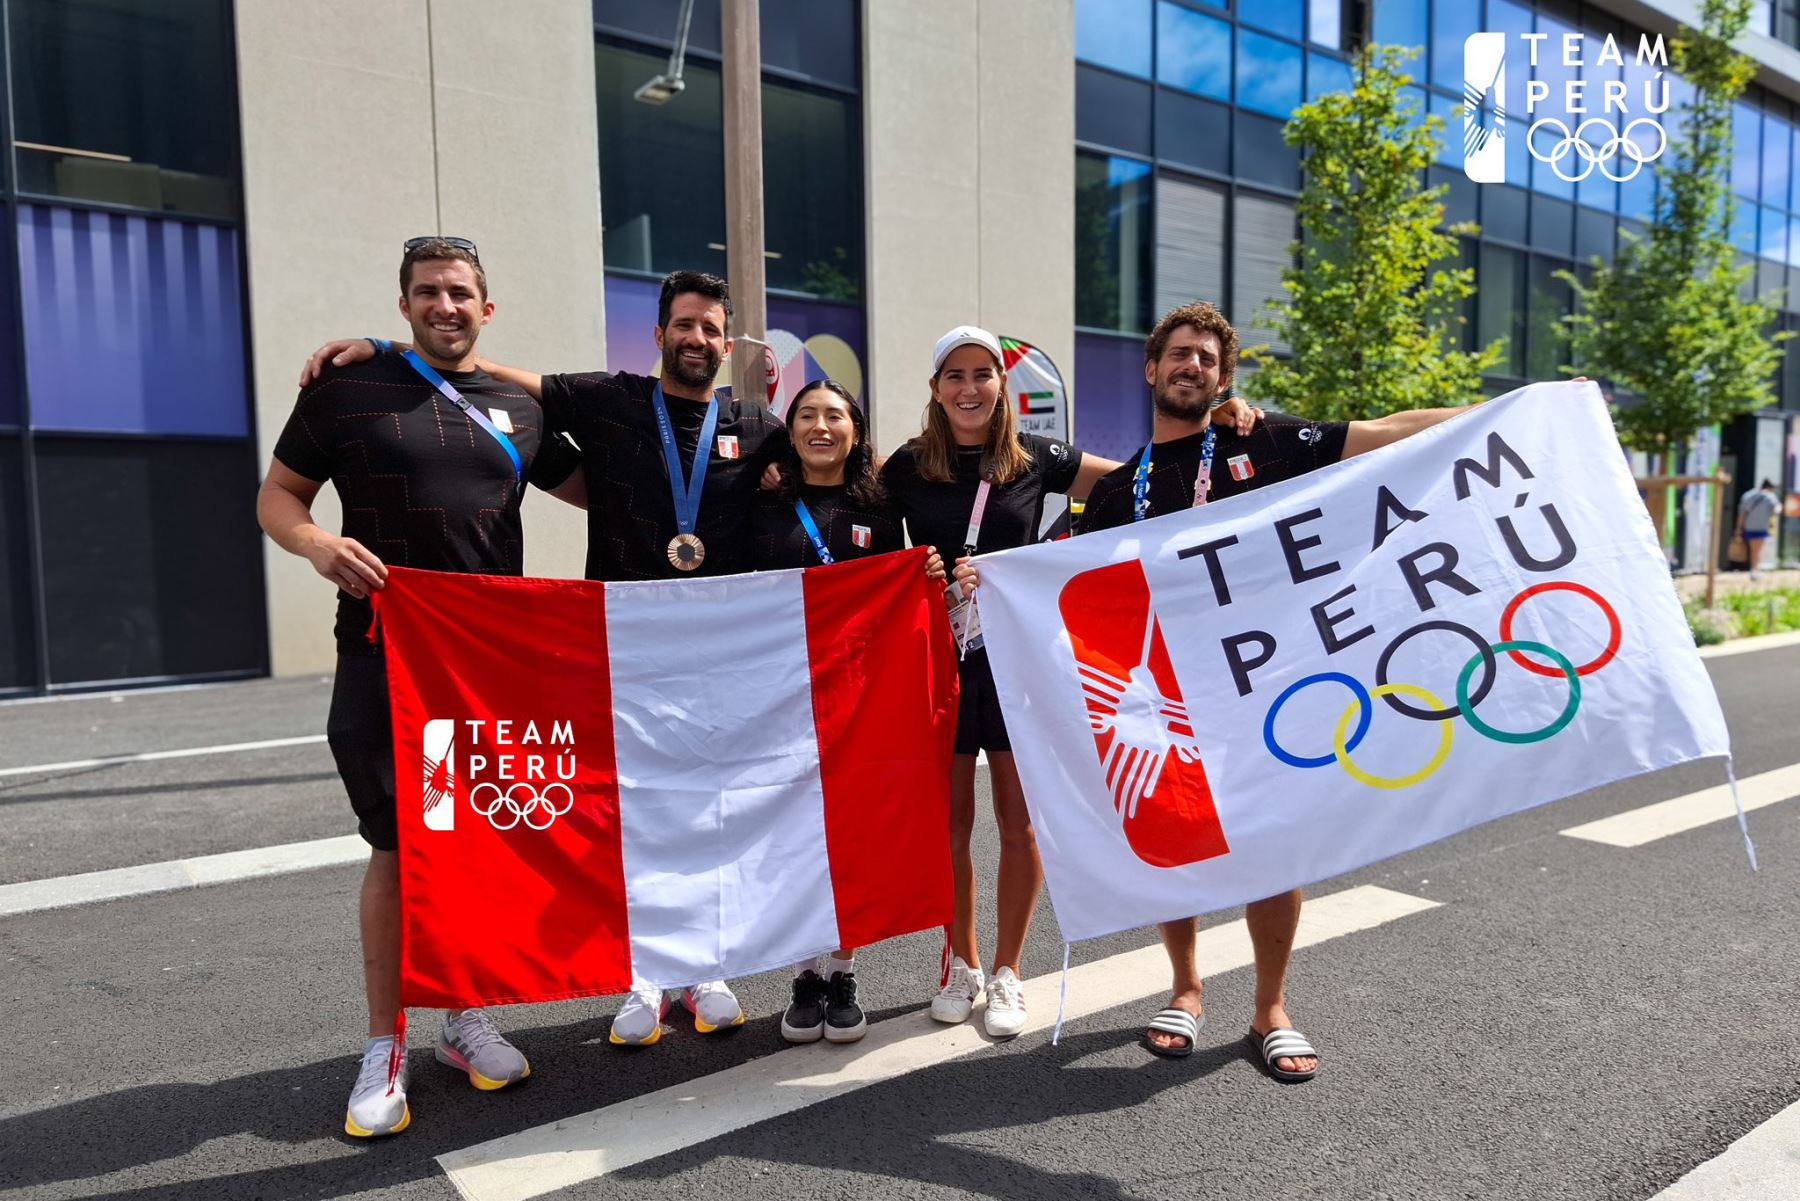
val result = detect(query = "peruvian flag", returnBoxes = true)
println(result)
[373,549,959,1008]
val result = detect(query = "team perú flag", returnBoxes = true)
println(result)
[975,382,1734,944]
[373,548,959,1008]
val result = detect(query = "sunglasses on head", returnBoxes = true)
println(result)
[403,236,480,260]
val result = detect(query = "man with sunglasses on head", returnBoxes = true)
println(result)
[261,237,586,1138]
[300,268,788,1048]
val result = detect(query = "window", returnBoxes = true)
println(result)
[1432,92,1462,170]
[1477,244,1526,377]
[595,0,859,91]
[1762,205,1790,262]
[1762,113,1792,209]
[1154,174,1227,318]
[1308,0,1345,50]
[1430,0,1479,91]
[1371,0,1427,51]
[1243,0,1305,42]
[1233,192,1296,355]
[1079,65,1155,156]
[1526,257,1572,380]
[8,0,237,218]
[1733,102,1763,201]
[1307,52,1354,101]
[1237,30,1304,119]
[1157,3,1231,102]
[1731,201,1758,255]
[1076,154,1154,333]
[762,81,863,298]
[1077,0,1152,76]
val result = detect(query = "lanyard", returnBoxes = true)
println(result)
[650,384,719,537]
[399,349,523,492]
[793,497,833,565]
[1132,426,1216,522]
[962,477,994,555]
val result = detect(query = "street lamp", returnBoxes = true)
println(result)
[632,0,696,106]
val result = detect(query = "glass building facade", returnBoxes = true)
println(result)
[0,0,263,695]
[1073,0,1800,535]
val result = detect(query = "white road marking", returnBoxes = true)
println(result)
[436,884,1442,1201]
[0,835,367,918]
[1697,630,1800,659]
[1560,763,1800,848]
[0,734,329,779]
[1647,1097,1800,1199]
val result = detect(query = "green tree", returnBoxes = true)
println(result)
[1242,45,1504,420]
[1564,0,1788,469]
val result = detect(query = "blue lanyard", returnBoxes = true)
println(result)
[399,349,523,492]
[1132,426,1215,522]
[793,498,833,565]
[650,384,719,537]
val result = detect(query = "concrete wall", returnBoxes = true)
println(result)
[861,0,1076,456]
[237,0,603,676]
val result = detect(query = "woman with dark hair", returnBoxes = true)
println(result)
[752,377,945,1047]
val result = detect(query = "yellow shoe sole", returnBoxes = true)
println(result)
[344,1103,411,1138]
[466,1061,530,1091]
[692,1009,746,1035]
[608,1023,664,1046]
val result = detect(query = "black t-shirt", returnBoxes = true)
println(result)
[1078,415,1349,534]
[272,354,580,653]
[751,483,906,570]
[881,433,1082,557]
[539,371,787,580]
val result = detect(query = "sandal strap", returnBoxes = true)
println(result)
[1147,1008,1200,1039]
[1258,1028,1317,1060]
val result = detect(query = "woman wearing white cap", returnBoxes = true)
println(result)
[882,325,1256,1037]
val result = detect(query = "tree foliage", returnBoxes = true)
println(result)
[1564,0,1788,461]
[1242,45,1504,420]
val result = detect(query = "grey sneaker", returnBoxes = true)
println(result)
[435,1009,530,1090]
[345,1036,410,1137]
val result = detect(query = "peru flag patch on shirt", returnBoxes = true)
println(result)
[1227,453,1254,482]
[851,525,872,548]
[716,435,740,460]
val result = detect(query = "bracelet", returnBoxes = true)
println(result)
[367,337,392,354]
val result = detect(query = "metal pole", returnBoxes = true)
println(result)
[721,0,768,404]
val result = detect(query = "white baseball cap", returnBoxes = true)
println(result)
[932,325,1004,373]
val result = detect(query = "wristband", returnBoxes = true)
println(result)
[367,337,392,354]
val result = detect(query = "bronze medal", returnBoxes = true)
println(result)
[667,533,705,571]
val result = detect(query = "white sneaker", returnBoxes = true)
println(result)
[984,967,1027,1038]
[609,980,672,1046]
[345,1036,410,1138]
[931,956,986,1024]
[682,980,746,1033]
[436,1009,530,1090]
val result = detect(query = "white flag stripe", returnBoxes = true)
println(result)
[607,571,840,986]
[437,884,1441,1201]
[1560,762,1800,847]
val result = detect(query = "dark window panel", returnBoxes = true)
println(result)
[1428,167,1476,227]
[594,1,857,89]
[1530,194,1575,256]
[1234,112,1301,191]
[1073,333,1152,461]
[1482,185,1530,244]
[1077,65,1154,157]
[1075,152,1154,333]
[761,81,863,298]
[0,436,34,690]
[1526,257,1573,380]
[35,437,263,686]
[9,0,237,218]
[1478,243,1526,377]
[1155,89,1231,175]
[1575,207,1616,265]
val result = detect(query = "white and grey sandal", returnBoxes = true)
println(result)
[1143,1007,1204,1058]
[1248,1026,1318,1081]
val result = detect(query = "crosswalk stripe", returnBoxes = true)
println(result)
[436,884,1442,1201]
[1646,1097,1800,1199]
[1559,763,1800,848]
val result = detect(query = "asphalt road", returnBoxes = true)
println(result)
[0,646,1795,1201]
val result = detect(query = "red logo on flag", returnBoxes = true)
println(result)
[1227,454,1253,482]
[1056,561,1230,869]
[851,524,872,548]
[717,435,740,460]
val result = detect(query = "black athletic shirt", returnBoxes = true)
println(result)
[272,354,580,654]
[1078,414,1350,534]
[881,433,1083,557]
[751,483,906,570]
[539,371,787,580]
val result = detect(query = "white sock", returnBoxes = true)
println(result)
[794,957,823,978]
[824,953,856,978]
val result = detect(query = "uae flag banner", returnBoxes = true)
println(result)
[974,382,1735,945]
[372,547,959,1009]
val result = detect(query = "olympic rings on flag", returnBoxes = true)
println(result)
[1526,116,1667,183]
[469,781,575,831]
[1261,582,1618,788]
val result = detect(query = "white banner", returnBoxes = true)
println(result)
[977,382,1730,943]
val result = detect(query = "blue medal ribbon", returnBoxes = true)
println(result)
[1132,426,1215,522]
[793,497,834,565]
[651,383,719,538]
[399,349,523,492]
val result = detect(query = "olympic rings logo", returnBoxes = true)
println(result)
[469,781,575,831]
[1261,582,1622,790]
[1527,116,1667,183]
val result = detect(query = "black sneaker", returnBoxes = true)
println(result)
[781,970,828,1044]
[824,970,867,1043]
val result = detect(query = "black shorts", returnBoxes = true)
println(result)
[954,649,1011,756]
[327,652,398,852]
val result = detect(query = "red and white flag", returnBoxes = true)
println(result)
[374,549,959,1008]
